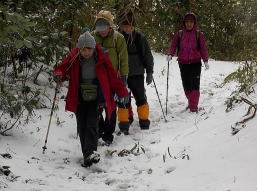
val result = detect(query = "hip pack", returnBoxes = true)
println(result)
[80,83,98,101]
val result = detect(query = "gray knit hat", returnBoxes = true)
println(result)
[95,19,110,32]
[77,32,96,49]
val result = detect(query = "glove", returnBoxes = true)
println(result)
[146,73,153,85]
[119,96,130,105]
[166,55,172,62]
[120,75,128,86]
[53,74,62,83]
[114,94,130,108]
[204,62,209,70]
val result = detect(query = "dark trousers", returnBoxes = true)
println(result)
[179,62,202,91]
[127,75,147,106]
[75,100,98,158]
[98,108,116,142]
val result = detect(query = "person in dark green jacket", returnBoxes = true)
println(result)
[116,9,154,130]
[92,10,130,142]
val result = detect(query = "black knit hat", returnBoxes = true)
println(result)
[116,9,135,26]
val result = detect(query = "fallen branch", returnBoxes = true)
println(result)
[235,97,257,125]
[231,97,257,135]
[33,65,43,84]
[0,108,25,135]
[0,166,11,176]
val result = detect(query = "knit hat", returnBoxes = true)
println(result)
[95,10,114,28]
[116,9,135,26]
[95,19,110,32]
[77,32,96,49]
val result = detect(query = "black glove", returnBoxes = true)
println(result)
[53,74,62,83]
[146,73,153,85]
[121,75,128,86]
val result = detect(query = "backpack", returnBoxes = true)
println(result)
[177,30,201,53]
[93,30,123,74]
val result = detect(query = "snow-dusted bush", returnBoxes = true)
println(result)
[223,57,257,112]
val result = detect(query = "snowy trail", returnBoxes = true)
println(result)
[1,55,257,191]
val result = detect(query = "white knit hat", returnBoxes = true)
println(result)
[77,32,96,49]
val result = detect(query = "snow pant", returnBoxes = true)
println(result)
[98,108,117,143]
[75,100,99,159]
[179,61,202,111]
[98,101,130,141]
[127,75,150,129]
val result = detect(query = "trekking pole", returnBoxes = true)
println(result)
[153,77,167,122]
[42,83,59,154]
[166,61,170,115]
[42,52,78,153]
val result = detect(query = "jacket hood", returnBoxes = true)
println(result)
[183,12,197,30]
[95,10,114,27]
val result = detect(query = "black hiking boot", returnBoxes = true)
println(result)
[81,152,100,168]
[102,138,112,146]
[120,128,129,135]
[102,133,114,146]
[118,121,130,135]
[139,119,150,130]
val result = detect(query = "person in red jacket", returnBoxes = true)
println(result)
[54,31,129,167]
[167,12,209,112]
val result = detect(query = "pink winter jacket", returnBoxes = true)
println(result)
[167,13,208,64]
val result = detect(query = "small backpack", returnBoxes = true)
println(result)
[177,30,201,53]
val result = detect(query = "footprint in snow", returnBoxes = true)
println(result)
[55,166,65,170]
[23,178,48,186]
[68,133,78,139]
[57,138,68,143]
[164,166,176,174]
[58,148,71,153]
[105,178,117,185]
[116,183,132,190]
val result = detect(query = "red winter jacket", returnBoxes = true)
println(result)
[54,45,129,119]
[168,13,208,64]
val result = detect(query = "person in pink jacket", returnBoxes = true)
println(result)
[167,12,209,112]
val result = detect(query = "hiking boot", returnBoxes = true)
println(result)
[102,138,112,146]
[118,121,130,135]
[117,128,129,135]
[102,134,113,146]
[190,108,198,113]
[120,128,129,135]
[82,151,100,167]
[98,139,111,146]
[139,119,150,130]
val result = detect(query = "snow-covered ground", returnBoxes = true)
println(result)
[1,53,257,191]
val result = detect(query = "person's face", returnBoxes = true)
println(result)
[119,24,134,35]
[80,48,94,59]
[185,19,194,31]
[98,28,111,37]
